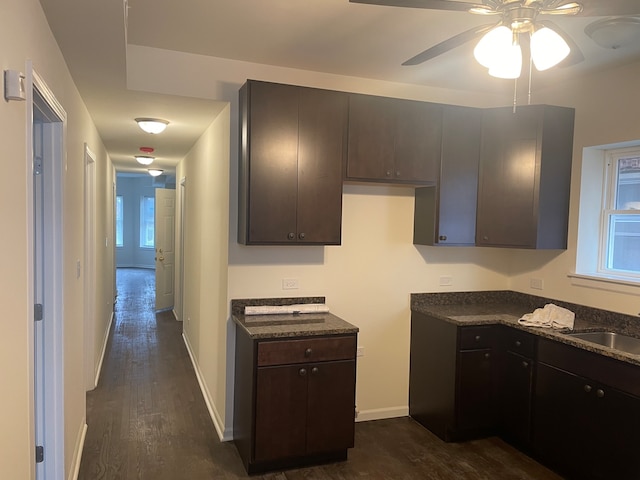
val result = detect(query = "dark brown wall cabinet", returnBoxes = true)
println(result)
[234,331,357,474]
[238,80,347,245]
[533,338,640,480]
[476,105,575,249]
[346,93,442,184]
[409,312,494,441]
[413,105,482,246]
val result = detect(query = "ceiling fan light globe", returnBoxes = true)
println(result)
[487,43,523,79]
[474,26,513,68]
[531,27,570,71]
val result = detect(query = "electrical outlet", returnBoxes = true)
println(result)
[439,275,453,286]
[282,278,299,290]
[356,346,365,357]
[530,278,544,290]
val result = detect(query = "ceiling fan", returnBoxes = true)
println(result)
[349,0,640,78]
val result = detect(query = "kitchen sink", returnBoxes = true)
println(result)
[566,331,640,355]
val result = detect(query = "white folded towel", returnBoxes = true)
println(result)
[518,303,575,330]
[244,303,329,316]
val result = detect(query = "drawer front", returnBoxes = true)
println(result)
[503,327,536,358]
[257,335,357,366]
[459,326,493,350]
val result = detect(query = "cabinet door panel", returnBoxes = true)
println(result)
[347,94,395,180]
[297,88,346,244]
[457,349,493,430]
[255,365,308,462]
[500,351,533,445]
[247,82,299,243]
[306,360,356,453]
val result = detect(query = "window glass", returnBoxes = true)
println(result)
[115,195,124,247]
[139,196,155,248]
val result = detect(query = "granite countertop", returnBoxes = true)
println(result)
[231,297,358,339]
[411,291,640,367]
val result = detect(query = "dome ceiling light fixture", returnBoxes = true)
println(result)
[148,168,164,177]
[135,117,169,134]
[585,17,640,50]
[135,155,154,165]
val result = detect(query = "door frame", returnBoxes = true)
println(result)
[84,144,97,390]
[27,63,66,480]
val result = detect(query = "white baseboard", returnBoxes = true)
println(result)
[68,422,87,480]
[182,333,233,441]
[93,312,114,388]
[171,308,181,321]
[355,406,409,422]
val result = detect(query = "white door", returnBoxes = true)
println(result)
[155,188,176,311]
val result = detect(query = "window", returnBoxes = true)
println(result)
[139,196,155,248]
[115,195,124,247]
[600,148,640,278]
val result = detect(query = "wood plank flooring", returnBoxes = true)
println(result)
[79,268,563,479]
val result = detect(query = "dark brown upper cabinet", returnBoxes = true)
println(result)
[476,105,575,249]
[346,93,442,185]
[414,105,482,246]
[238,80,347,245]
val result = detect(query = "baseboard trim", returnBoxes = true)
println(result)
[355,406,409,423]
[182,333,232,441]
[93,312,114,388]
[68,422,87,480]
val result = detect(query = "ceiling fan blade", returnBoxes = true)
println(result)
[574,0,640,16]
[349,0,480,12]
[538,20,585,67]
[402,22,498,66]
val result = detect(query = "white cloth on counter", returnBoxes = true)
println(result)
[518,303,575,330]
[244,303,329,316]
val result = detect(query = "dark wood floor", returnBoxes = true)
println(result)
[79,268,563,479]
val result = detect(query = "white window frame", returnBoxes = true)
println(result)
[139,195,155,249]
[598,147,640,280]
[115,195,124,247]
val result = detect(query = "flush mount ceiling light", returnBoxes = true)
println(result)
[585,17,640,49]
[135,117,169,134]
[148,168,164,177]
[135,155,154,165]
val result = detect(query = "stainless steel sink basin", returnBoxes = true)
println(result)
[566,331,640,355]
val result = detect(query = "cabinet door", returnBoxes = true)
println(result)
[306,360,356,454]
[457,349,493,431]
[246,81,299,243]
[393,99,441,183]
[346,94,395,180]
[476,106,540,247]
[254,364,308,462]
[297,88,346,244]
[500,351,533,446]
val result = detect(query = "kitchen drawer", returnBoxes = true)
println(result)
[459,326,493,350]
[502,327,536,358]
[257,335,356,367]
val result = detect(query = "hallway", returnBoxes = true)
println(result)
[78,268,561,480]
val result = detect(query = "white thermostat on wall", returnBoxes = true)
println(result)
[4,70,26,101]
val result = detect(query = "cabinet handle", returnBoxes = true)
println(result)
[484,352,490,359]
[515,340,522,347]
[311,367,319,375]
[439,235,447,241]
[304,348,313,357]
[584,384,592,393]
[522,361,529,368]
[287,232,295,240]
[299,368,307,377]
[298,232,306,240]
[596,389,605,398]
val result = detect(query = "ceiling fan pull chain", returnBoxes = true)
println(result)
[528,53,533,106]
[513,76,518,114]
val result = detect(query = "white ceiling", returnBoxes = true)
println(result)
[38,0,640,174]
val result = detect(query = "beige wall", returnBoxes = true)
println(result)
[0,0,114,478]
[178,105,231,438]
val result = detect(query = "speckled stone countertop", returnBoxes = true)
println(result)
[231,297,358,339]
[411,291,640,367]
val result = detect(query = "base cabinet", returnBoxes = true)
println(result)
[234,331,357,474]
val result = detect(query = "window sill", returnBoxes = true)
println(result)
[568,272,640,294]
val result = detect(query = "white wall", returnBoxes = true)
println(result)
[0,1,114,478]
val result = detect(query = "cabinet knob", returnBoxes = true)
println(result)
[311,367,319,375]
[395,170,401,177]
[596,389,605,398]
[299,368,307,377]
[521,361,529,368]
[304,348,313,357]
[515,340,522,347]
[475,335,481,342]
[584,384,592,393]
[299,232,306,240]
[438,235,447,241]
[484,352,490,359]
[386,170,392,177]
[483,235,489,241]
[287,232,295,240]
